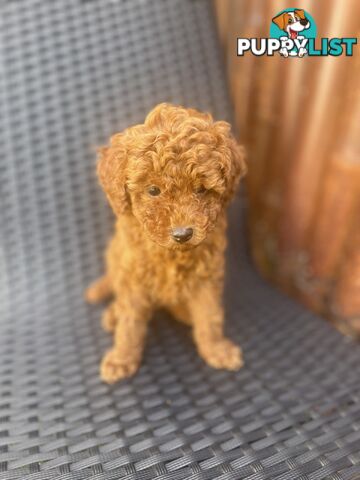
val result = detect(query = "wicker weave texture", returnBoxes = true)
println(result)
[0,1,359,479]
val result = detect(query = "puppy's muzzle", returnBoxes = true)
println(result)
[300,18,309,26]
[172,227,193,243]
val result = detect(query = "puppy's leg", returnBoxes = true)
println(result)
[101,301,117,332]
[188,285,243,371]
[85,275,112,304]
[168,303,192,326]
[100,296,152,383]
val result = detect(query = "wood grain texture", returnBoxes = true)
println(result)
[214,0,360,336]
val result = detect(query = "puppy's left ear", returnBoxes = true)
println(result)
[224,136,247,205]
[295,9,306,19]
[213,121,247,205]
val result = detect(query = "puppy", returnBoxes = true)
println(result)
[272,9,310,57]
[86,103,247,383]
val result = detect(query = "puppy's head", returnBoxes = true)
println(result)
[97,103,246,249]
[272,9,310,39]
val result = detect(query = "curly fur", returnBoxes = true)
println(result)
[86,103,247,383]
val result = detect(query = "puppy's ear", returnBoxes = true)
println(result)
[213,121,247,205]
[295,9,306,19]
[97,133,130,216]
[272,12,287,31]
[224,137,247,205]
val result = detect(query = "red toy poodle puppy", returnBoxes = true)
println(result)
[86,103,247,383]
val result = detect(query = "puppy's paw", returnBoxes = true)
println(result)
[280,48,289,57]
[85,276,112,304]
[100,349,140,384]
[199,339,243,371]
[101,306,117,333]
[298,47,307,57]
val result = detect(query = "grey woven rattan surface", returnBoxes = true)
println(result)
[0,1,359,479]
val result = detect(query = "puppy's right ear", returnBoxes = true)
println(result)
[272,12,286,31]
[97,133,130,216]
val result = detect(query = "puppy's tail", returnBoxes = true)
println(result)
[85,275,113,304]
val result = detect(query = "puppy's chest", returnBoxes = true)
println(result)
[155,255,196,286]
[150,252,205,302]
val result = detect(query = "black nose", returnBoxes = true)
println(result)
[172,227,193,243]
[300,18,308,26]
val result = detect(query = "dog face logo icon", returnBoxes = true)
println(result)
[270,8,316,57]
[272,9,310,40]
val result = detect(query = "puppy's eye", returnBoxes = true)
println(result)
[195,185,207,195]
[288,18,293,24]
[148,186,161,196]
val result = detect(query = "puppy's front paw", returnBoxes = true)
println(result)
[199,338,243,371]
[100,349,140,383]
